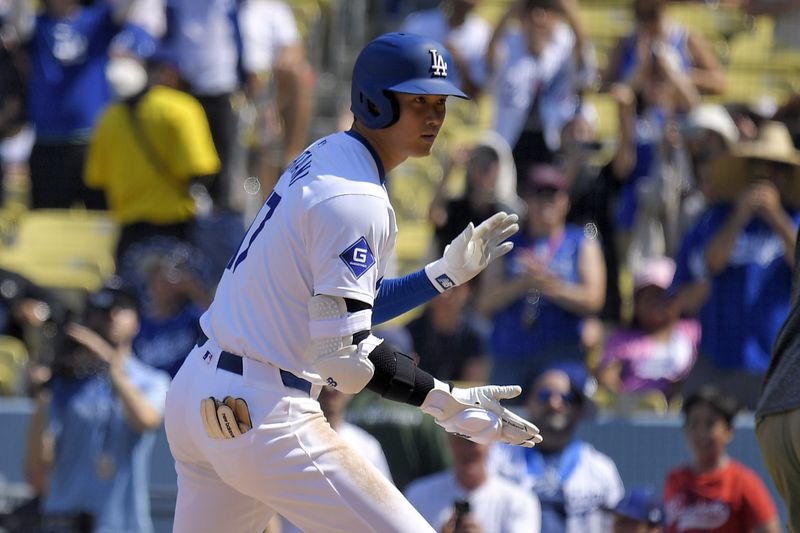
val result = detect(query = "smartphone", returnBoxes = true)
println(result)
[454,500,470,528]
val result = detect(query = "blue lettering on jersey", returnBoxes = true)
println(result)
[288,150,313,186]
[340,237,376,279]
[227,191,282,272]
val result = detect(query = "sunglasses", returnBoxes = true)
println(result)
[526,186,563,199]
[535,389,577,404]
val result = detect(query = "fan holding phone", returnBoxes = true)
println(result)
[405,433,541,532]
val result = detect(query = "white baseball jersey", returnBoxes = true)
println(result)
[489,440,624,533]
[200,131,397,381]
[405,471,542,533]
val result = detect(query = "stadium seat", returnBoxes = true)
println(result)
[0,253,107,293]
[0,336,28,395]
[0,208,12,249]
[607,390,671,416]
[583,92,620,144]
[389,157,443,222]
[288,0,323,41]
[723,67,793,104]
[13,209,117,246]
[0,209,118,292]
[475,0,512,28]
[728,15,774,67]
[580,4,632,41]
[394,219,434,273]
[666,3,748,41]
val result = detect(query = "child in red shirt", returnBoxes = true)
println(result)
[664,386,779,532]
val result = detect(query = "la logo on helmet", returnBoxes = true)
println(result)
[429,49,448,77]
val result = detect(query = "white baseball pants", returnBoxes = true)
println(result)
[164,338,435,533]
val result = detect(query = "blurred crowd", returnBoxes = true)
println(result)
[1,0,800,531]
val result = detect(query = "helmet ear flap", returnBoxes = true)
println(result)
[352,85,399,129]
[381,90,400,129]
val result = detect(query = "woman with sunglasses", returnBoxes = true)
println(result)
[476,164,606,389]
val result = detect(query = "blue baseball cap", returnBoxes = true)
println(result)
[532,361,597,405]
[109,24,158,61]
[613,488,664,525]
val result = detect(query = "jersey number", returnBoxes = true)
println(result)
[226,191,282,272]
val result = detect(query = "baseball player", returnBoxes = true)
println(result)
[164,32,542,533]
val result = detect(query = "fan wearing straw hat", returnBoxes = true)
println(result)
[671,121,800,411]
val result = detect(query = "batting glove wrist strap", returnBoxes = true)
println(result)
[420,381,543,448]
[424,212,519,292]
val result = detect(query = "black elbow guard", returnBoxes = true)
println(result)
[359,333,434,406]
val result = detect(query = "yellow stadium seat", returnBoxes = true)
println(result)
[667,3,748,40]
[728,16,775,67]
[474,0,510,28]
[609,390,670,416]
[771,49,800,73]
[388,157,443,222]
[1,209,118,292]
[580,5,632,41]
[288,0,322,41]
[0,208,12,249]
[13,209,118,248]
[7,209,119,279]
[0,335,28,395]
[395,219,434,273]
[583,92,620,144]
[723,68,794,104]
[0,251,107,293]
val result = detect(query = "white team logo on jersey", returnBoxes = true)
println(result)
[353,247,369,264]
[429,49,448,77]
[340,237,376,279]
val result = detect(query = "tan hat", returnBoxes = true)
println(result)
[682,104,739,147]
[710,121,800,206]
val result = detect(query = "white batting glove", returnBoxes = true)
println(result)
[425,212,519,292]
[420,380,543,448]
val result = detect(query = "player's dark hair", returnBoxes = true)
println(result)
[682,385,739,427]
[523,0,562,12]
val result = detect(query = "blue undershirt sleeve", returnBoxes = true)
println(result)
[372,269,439,325]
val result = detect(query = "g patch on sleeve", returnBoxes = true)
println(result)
[339,237,376,279]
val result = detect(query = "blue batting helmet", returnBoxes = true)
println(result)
[350,32,469,129]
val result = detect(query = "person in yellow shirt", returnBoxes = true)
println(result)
[84,26,220,267]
